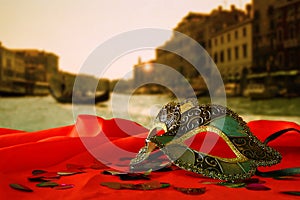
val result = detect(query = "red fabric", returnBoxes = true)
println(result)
[0,115,299,200]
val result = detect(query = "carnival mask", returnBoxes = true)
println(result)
[130,99,282,181]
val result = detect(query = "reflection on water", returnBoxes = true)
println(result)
[0,93,299,131]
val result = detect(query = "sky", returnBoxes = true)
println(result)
[0,0,251,79]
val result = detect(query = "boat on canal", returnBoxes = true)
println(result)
[49,88,110,104]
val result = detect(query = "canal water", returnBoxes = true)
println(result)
[0,93,299,132]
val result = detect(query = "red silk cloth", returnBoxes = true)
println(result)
[0,115,299,200]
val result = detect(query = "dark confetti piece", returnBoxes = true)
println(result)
[57,171,82,176]
[160,183,171,188]
[101,181,170,190]
[28,176,45,182]
[174,186,206,195]
[102,170,127,176]
[36,182,59,187]
[218,182,246,188]
[273,176,297,180]
[119,173,150,181]
[32,169,47,176]
[101,182,124,190]
[28,172,60,182]
[281,191,300,196]
[200,181,219,185]
[9,183,33,192]
[132,181,169,190]
[245,183,271,191]
[40,177,60,181]
[102,170,150,180]
[42,172,61,179]
[53,184,74,190]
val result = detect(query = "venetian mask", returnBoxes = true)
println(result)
[130,99,282,181]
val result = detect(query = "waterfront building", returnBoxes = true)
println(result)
[252,0,300,72]
[0,42,27,95]
[211,18,252,81]
[275,0,300,71]
[155,5,250,93]
[13,49,59,95]
[13,49,59,82]
[133,58,162,94]
[0,42,59,96]
[210,18,252,96]
[252,0,277,72]
[246,0,300,98]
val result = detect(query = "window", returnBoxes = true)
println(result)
[277,10,283,21]
[227,33,231,42]
[227,48,231,61]
[235,46,239,59]
[220,50,224,63]
[6,58,12,68]
[214,52,218,63]
[235,30,238,39]
[221,36,224,44]
[242,44,247,58]
[268,6,274,16]
[215,38,218,46]
[254,24,260,34]
[289,25,296,39]
[277,29,283,41]
[254,10,260,19]
[243,27,247,37]
[269,20,275,30]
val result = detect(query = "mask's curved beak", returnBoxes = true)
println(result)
[130,126,170,172]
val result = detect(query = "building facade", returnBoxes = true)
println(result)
[252,0,277,72]
[13,49,59,82]
[252,0,300,72]
[246,0,300,97]
[0,42,27,95]
[0,42,59,95]
[211,19,252,81]
[155,5,249,80]
[275,0,300,71]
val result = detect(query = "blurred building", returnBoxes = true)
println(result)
[275,0,300,71]
[252,0,300,72]
[154,5,251,96]
[252,0,277,72]
[0,42,27,95]
[211,18,252,81]
[133,57,153,86]
[0,42,59,95]
[246,0,300,98]
[13,49,59,82]
[210,18,252,96]
[133,58,164,94]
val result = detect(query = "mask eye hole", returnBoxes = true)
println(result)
[146,127,166,144]
[185,130,237,159]
[156,127,166,136]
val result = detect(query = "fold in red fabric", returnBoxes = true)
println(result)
[0,115,299,200]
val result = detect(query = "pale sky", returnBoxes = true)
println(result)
[0,0,251,79]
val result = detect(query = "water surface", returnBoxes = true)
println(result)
[0,94,299,131]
